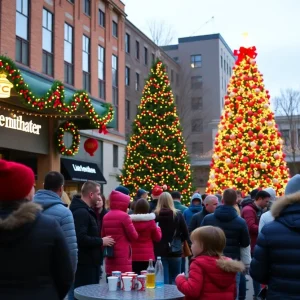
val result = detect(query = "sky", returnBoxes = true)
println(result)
[124,0,300,100]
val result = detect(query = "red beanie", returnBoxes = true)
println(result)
[152,185,164,197]
[0,160,35,201]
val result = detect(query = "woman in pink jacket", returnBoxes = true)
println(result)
[130,199,162,274]
[102,190,138,275]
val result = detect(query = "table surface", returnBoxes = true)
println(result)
[74,284,184,300]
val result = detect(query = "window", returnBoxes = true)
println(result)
[191,76,203,89]
[224,58,226,71]
[125,100,130,120]
[191,97,203,110]
[191,119,203,133]
[98,9,105,27]
[136,41,140,60]
[221,55,223,68]
[192,142,203,154]
[152,53,155,63]
[64,23,73,85]
[221,76,223,89]
[176,73,179,87]
[173,56,179,62]
[171,69,174,82]
[82,35,90,92]
[98,45,105,99]
[191,55,202,68]
[125,66,130,86]
[16,0,29,65]
[125,33,130,53]
[135,73,140,91]
[281,130,290,146]
[112,55,118,129]
[112,21,118,38]
[83,0,90,16]
[144,47,148,65]
[42,9,53,76]
[113,145,118,168]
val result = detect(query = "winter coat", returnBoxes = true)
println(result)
[183,199,203,227]
[176,255,244,300]
[154,208,189,257]
[70,195,103,266]
[258,210,274,232]
[130,213,162,261]
[188,207,210,233]
[102,190,138,275]
[250,192,300,299]
[149,199,158,212]
[241,202,260,252]
[174,200,188,213]
[93,207,108,235]
[34,190,78,272]
[0,202,73,300]
[202,205,250,260]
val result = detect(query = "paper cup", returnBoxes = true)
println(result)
[107,276,118,292]
[122,276,133,292]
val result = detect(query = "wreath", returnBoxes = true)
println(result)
[57,121,80,156]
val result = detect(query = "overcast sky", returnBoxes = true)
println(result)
[124,0,300,100]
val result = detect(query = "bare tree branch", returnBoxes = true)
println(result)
[147,20,175,46]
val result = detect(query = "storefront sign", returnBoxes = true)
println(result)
[72,164,96,174]
[0,74,13,98]
[0,114,42,135]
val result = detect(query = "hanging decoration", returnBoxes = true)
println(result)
[84,138,99,156]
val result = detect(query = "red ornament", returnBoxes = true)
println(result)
[84,138,99,156]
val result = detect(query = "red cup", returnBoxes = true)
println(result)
[131,274,138,290]
[141,270,147,275]
[137,275,146,291]
[120,273,128,290]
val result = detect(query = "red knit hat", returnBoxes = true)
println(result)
[152,185,164,197]
[0,160,35,201]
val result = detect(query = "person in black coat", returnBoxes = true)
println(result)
[250,175,300,299]
[70,181,115,289]
[0,160,73,300]
[188,195,219,233]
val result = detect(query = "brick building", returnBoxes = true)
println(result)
[0,0,126,196]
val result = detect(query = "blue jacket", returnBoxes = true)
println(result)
[201,205,250,260]
[34,190,78,272]
[183,200,202,227]
[250,192,300,299]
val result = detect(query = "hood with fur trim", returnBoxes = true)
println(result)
[0,202,42,244]
[271,192,300,230]
[216,258,245,273]
[130,212,156,222]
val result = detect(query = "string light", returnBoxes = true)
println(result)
[206,46,289,196]
[119,60,193,204]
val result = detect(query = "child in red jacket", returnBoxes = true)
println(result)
[176,226,244,300]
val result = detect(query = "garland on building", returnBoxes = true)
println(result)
[206,46,289,196]
[56,122,80,156]
[0,56,114,132]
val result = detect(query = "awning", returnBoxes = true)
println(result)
[61,158,107,184]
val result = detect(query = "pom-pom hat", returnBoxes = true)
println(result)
[152,185,166,197]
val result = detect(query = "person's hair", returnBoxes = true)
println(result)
[255,190,270,200]
[204,195,218,205]
[81,181,100,197]
[222,189,237,206]
[190,226,226,258]
[44,171,64,191]
[250,188,260,199]
[236,190,242,196]
[155,192,177,217]
[134,198,150,214]
[202,194,207,201]
[171,191,181,200]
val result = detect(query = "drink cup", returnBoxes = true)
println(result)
[141,270,147,275]
[107,276,118,292]
[131,274,138,290]
[120,273,127,290]
[137,275,146,291]
[122,276,133,292]
[112,271,121,289]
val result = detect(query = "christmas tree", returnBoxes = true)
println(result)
[206,46,289,196]
[120,60,193,204]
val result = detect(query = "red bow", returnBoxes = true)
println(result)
[99,124,108,134]
[234,46,257,63]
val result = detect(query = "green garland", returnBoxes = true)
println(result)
[57,121,80,156]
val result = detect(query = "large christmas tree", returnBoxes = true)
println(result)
[206,46,289,196]
[120,60,193,203]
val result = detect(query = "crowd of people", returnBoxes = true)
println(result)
[1,159,300,300]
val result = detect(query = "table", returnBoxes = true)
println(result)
[74,284,184,300]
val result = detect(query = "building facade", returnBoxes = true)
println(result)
[124,20,180,139]
[162,34,235,155]
[0,0,126,197]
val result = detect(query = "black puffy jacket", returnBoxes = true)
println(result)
[0,202,73,300]
[202,205,250,260]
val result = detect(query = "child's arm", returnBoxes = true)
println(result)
[175,261,204,298]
